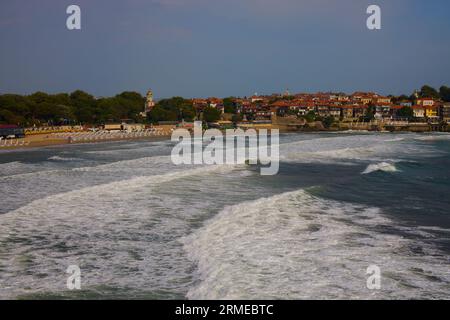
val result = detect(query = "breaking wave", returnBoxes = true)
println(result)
[48,156,84,162]
[182,189,450,299]
[2,164,237,217]
[362,162,398,174]
[0,163,237,299]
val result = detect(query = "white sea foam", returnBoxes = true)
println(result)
[362,162,398,174]
[3,164,236,215]
[385,137,405,142]
[0,163,237,299]
[182,189,450,300]
[0,161,31,175]
[238,170,254,177]
[48,156,84,162]
[84,142,172,155]
[73,155,172,172]
[415,135,450,141]
[279,135,398,164]
[0,161,49,178]
[1,133,448,299]
[279,133,435,165]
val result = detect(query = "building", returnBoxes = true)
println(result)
[412,106,425,119]
[144,90,156,113]
[374,104,392,119]
[389,105,404,119]
[103,124,122,131]
[425,106,438,119]
[376,96,392,104]
[353,105,368,119]
[416,98,435,107]
[0,125,25,138]
[337,95,350,102]
[316,105,330,118]
[399,100,413,107]
[251,94,264,103]
[328,106,341,119]
[440,103,450,123]
[340,106,354,120]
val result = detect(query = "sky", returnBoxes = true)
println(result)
[1,0,450,99]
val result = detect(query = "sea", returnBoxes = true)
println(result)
[0,132,449,299]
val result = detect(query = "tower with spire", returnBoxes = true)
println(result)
[145,89,155,113]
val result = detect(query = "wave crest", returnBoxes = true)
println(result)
[362,162,398,174]
[182,189,449,299]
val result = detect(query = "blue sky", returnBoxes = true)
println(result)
[1,0,450,98]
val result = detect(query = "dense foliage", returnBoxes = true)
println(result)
[397,106,415,120]
[223,97,237,114]
[0,91,145,126]
[416,85,450,102]
[147,97,196,123]
[202,106,222,123]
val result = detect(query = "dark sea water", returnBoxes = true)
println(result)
[0,132,449,299]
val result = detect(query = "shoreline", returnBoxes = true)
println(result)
[1,129,447,152]
[0,133,172,151]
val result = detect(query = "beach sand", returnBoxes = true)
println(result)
[0,132,172,150]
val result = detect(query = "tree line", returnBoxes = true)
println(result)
[0,90,145,126]
[390,85,450,104]
[0,91,220,126]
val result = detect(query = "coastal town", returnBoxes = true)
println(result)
[1,85,450,148]
[186,89,450,132]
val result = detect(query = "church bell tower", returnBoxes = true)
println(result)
[145,90,155,113]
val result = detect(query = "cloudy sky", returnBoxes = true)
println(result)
[1,0,450,98]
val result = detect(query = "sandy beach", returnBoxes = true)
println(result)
[0,131,172,150]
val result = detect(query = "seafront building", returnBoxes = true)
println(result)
[191,92,445,123]
[441,103,450,124]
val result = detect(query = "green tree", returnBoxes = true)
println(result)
[364,103,375,122]
[419,85,440,99]
[305,111,316,123]
[231,113,243,123]
[322,116,335,128]
[0,109,25,125]
[391,94,411,104]
[70,90,97,124]
[147,97,195,123]
[396,106,414,120]
[115,91,145,122]
[203,106,221,123]
[97,97,122,122]
[0,94,31,124]
[223,97,237,114]
[148,105,178,123]
[440,86,450,102]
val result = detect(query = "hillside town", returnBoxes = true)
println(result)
[184,90,450,132]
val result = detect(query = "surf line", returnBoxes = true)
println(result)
[171,121,279,176]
